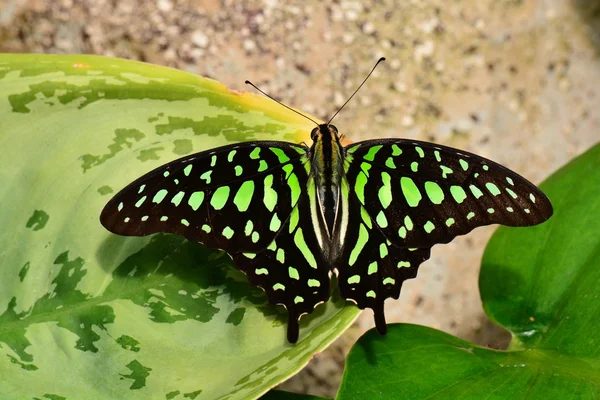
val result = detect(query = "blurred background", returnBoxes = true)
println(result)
[1,0,599,396]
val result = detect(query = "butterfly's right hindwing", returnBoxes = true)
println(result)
[100,141,309,253]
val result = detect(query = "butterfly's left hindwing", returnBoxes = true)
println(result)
[231,185,330,343]
[101,141,309,254]
[343,139,553,248]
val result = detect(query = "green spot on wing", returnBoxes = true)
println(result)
[270,147,290,163]
[349,224,369,266]
[401,177,422,207]
[486,182,501,196]
[227,149,237,162]
[222,226,234,239]
[440,165,453,178]
[424,221,435,233]
[368,262,378,275]
[269,214,281,232]
[263,175,278,212]
[398,226,407,239]
[376,211,388,228]
[363,145,382,161]
[171,191,185,206]
[233,181,254,212]
[404,215,413,230]
[469,185,484,199]
[249,147,261,159]
[424,181,444,204]
[153,189,168,204]
[200,170,212,184]
[288,207,300,233]
[379,243,388,258]
[258,160,268,172]
[293,229,317,269]
[276,248,285,263]
[308,279,321,287]
[188,191,204,211]
[354,172,368,204]
[450,186,467,203]
[287,172,302,205]
[210,186,230,210]
[135,196,147,208]
[378,172,393,208]
[385,157,396,169]
[288,267,300,280]
[244,220,253,236]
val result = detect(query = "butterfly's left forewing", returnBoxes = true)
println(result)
[101,141,308,254]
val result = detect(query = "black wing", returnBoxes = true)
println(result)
[344,139,553,248]
[101,141,309,254]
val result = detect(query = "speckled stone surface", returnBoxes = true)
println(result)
[2,0,599,397]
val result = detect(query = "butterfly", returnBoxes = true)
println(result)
[100,59,553,343]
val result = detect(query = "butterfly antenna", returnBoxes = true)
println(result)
[327,57,385,125]
[245,80,320,127]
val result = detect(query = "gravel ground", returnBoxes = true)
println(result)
[2,0,599,397]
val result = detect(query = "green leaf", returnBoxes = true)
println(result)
[0,54,360,399]
[337,144,600,398]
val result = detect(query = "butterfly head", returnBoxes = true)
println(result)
[310,124,339,142]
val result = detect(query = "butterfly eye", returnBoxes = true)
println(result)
[329,125,339,134]
[310,128,319,140]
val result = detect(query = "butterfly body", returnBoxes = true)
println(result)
[101,121,552,343]
[308,124,347,262]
